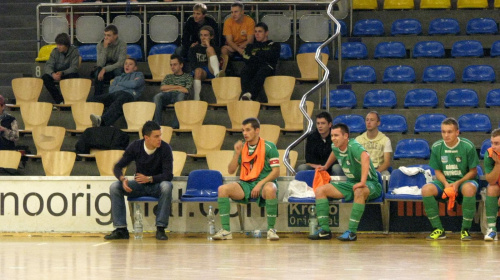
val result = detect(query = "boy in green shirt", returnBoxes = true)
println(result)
[309,123,382,241]
[483,128,500,241]
[423,118,479,241]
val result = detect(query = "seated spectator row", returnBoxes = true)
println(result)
[343,64,496,83]
[353,18,498,37]
[337,40,500,59]
[324,88,500,108]
[353,0,500,10]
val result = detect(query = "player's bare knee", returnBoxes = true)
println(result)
[218,185,229,197]
[487,184,500,196]
[461,183,477,197]
[354,188,369,200]
[263,183,277,198]
[421,184,436,196]
[194,68,203,78]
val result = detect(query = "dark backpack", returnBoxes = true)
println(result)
[75,126,129,154]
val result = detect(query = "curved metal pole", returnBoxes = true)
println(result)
[283,0,342,176]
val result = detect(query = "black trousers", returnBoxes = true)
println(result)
[240,63,274,101]
[41,73,79,104]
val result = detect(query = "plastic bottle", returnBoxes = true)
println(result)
[134,204,143,240]
[207,205,215,240]
[309,205,318,235]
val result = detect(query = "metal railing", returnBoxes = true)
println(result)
[282,0,342,176]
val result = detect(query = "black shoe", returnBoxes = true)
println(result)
[104,228,129,240]
[156,227,168,240]
[308,228,332,240]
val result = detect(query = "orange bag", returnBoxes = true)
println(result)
[313,169,331,192]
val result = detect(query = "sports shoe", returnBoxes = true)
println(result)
[484,228,498,241]
[308,228,332,240]
[156,227,168,240]
[267,228,279,241]
[104,228,129,240]
[337,230,357,241]
[461,229,472,241]
[240,92,252,101]
[90,114,102,127]
[426,228,446,240]
[215,70,225,78]
[212,229,233,240]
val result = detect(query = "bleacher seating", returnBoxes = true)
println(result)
[485,89,500,107]
[428,18,460,35]
[466,18,498,35]
[391,19,422,36]
[420,0,451,9]
[148,44,176,55]
[336,42,368,60]
[491,41,500,57]
[462,65,496,83]
[298,43,330,55]
[353,19,385,36]
[382,65,416,83]
[480,138,491,159]
[414,114,447,133]
[352,0,378,10]
[333,114,366,133]
[343,65,377,83]
[458,113,492,133]
[404,88,438,108]
[333,20,348,37]
[393,139,431,159]
[379,114,408,133]
[126,44,143,61]
[383,0,415,10]
[457,0,489,9]
[451,40,484,57]
[363,89,397,108]
[422,65,456,83]
[323,89,357,109]
[412,41,445,58]
[78,45,97,61]
[374,41,406,59]
[444,88,479,107]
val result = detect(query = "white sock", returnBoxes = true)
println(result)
[209,55,220,76]
[194,79,201,100]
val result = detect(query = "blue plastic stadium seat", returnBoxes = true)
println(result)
[333,20,348,37]
[451,40,484,57]
[78,44,97,61]
[298,42,330,54]
[280,43,293,60]
[413,41,445,58]
[458,113,492,133]
[394,139,430,159]
[444,88,479,108]
[382,65,416,83]
[363,89,397,108]
[404,88,438,108]
[148,43,177,55]
[480,139,492,159]
[379,114,408,133]
[332,114,366,133]
[414,114,447,133]
[391,19,422,36]
[422,65,456,83]
[335,42,368,59]
[323,89,357,108]
[343,65,377,83]
[386,165,435,201]
[127,44,143,61]
[374,41,406,59]
[485,89,500,107]
[353,19,385,36]
[428,18,460,35]
[180,170,223,202]
[491,41,500,57]
[462,65,496,83]
[466,18,498,35]
[294,170,315,187]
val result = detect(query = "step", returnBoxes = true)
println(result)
[0,40,38,52]
[0,28,37,41]
[0,3,40,15]
[0,73,24,86]
[0,16,37,28]
[0,51,37,63]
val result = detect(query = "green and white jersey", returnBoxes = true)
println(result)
[332,139,379,184]
[238,139,280,182]
[429,137,479,182]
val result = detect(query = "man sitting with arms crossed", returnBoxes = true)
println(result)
[104,121,174,241]
[422,117,479,241]
[309,123,382,241]
[221,1,255,57]
[212,117,280,241]
[482,128,500,241]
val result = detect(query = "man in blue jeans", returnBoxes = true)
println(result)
[105,121,174,241]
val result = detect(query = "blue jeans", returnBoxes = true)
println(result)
[109,180,173,228]
[153,91,185,128]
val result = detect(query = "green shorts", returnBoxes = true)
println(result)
[233,180,278,207]
[332,180,382,202]
[430,179,478,204]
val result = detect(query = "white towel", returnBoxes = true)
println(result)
[391,186,422,195]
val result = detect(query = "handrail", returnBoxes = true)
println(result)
[283,0,342,176]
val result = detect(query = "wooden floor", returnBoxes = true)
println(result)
[0,232,499,279]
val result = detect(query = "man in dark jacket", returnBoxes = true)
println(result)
[239,22,280,102]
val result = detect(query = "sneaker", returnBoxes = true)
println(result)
[484,228,498,241]
[156,228,168,240]
[90,114,101,127]
[308,228,332,240]
[215,70,225,78]
[267,229,279,241]
[461,229,472,241]
[104,228,129,240]
[212,229,232,240]
[426,228,446,240]
[240,92,252,101]
[337,230,357,241]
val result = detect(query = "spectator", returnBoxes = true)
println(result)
[41,33,80,105]
[188,25,221,101]
[90,58,145,127]
[93,24,127,96]
[153,55,193,128]
[221,1,255,57]
[0,95,19,150]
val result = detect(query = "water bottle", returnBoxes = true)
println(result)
[309,205,318,235]
[207,205,215,240]
[134,204,143,240]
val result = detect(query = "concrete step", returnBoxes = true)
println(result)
[0,51,37,63]
[0,73,24,86]
[0,3,40,15]
[0,63,34,74]
[0,40,37,52]
[0,28,37,41]
[0,16,37,28]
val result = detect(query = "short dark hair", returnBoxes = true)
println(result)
[492,128,500,138]
[170,54,184,65]
[242,117,260,129]
[367,111,380,122]
[193,3,207,14]
[315,111,332,123]
[126,57,137,66]
[255,22,268,32]
[231,1,244,10]
[55,33,71,48]
[200,25,215,37]
[104,24,118,35]
[332,123,350,135]
[142,121,161,137]
[442,117,459,130]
